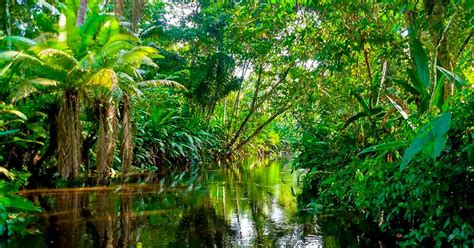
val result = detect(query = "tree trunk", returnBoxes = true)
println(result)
[114,0,124,17]
[426,0,452,100]
[1,0,11,36]
[76,0,88,26]
[96,100,118,183]
[132,0,143,32]
[120,95,133,176]
[58,90,82,180]
[234,106,289,151]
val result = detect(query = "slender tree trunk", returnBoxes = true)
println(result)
[58,90,82,180]
[120,95,133,176]
[227,64,263,148]
[132,0,143,32]
[228,60,250,133]
[96,100,118,183]
[222,98,226,126]
[76,0,88,26]
[234,106,289,151]
[114,0,124,17]
[426,0,452,100]
[2,0,11,36]
[227,64,292,149]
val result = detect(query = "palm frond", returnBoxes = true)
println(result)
[95,40,135,68]
[86,68,118,90]
[0,51,44,65]
[9,78,58,103]
[97,17,120,46]
[1,36,37,50]
[137,80,186,91]
[120,46,160,68]
[36,48,79,70]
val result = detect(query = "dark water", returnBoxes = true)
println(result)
[7,160,328,248]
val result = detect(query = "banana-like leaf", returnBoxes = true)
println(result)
[400,112,451,171]
[432,74,445,110]
[410,38,430,90]
[386,94,409,120]
[436,65,467,88]
[407,68,426,95]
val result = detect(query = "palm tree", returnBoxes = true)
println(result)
[0,3,162,180]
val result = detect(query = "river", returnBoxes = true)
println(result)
[7,159,333,247]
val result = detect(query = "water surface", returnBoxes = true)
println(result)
[9,160,324,247]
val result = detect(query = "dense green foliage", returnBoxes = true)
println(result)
[0,0,472,246]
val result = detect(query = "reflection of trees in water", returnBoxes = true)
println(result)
[118,185,135,248]
[170,205,234,247]
[48,191,86,248]
[95,191,116,248]
[44,188,137,248]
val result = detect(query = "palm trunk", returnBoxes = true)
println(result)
[132,0,143,32]
[58,90,82,180]
[120,95,133,176]
[76,0,88,26]
[114,0,124,17]
[96,100,117,183]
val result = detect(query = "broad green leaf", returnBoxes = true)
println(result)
[400,112,451,170]
[432,75,445,110]
[410,38,430,90]
[407,68,426,94]
[436,66,467,89]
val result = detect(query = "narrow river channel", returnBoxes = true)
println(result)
[8,159,329,247]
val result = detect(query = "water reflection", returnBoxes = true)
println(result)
[11,160,322,247]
